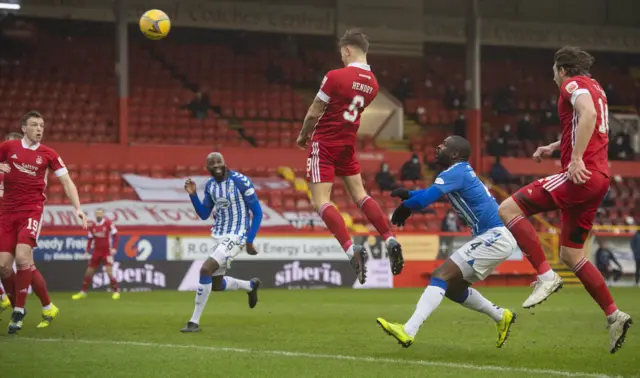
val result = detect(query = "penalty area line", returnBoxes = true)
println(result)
[19,337,622,378]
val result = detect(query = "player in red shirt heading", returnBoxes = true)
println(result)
[72,208,120,300]
[497,47,632,353]
[0,111,87,334]
[296,29,404,284]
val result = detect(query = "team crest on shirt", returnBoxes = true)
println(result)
[36,156,43,165]
[215,198,231,209]
[565,81,578,94]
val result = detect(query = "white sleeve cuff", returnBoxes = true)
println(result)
[54,167,69,177]
[111,226,118,235]
[570,89,590,107]
[316,90,330,103]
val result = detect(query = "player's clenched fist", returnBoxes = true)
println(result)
[245,242,258,255]
[532,145,554,163]
[184,178,197,195]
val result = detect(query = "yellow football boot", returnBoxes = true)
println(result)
[376,317,414,348]
[37,303,59,328]
[496,309,516,348]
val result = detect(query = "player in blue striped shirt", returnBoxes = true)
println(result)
[181,152,263,333]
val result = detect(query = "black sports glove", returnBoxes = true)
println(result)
[390,187,411,200]
[391,203,412,227]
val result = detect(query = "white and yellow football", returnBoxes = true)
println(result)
[139,9,171,40]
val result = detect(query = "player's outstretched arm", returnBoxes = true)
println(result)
[403,186,445,210]
[59,173,87,228]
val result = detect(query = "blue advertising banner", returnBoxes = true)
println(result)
[34,235,167,261]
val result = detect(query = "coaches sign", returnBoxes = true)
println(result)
[166,236,346,261]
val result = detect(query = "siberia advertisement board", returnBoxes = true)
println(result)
[34,234,167,262]
[37,261,191,292]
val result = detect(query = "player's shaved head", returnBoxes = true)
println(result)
[5,132,23,141]
[447,136,471,161]
[435,135,471,168]
[206,152,227,181]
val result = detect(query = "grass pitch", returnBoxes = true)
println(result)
[1,287,638,378]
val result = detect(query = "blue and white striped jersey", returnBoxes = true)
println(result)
[201,171,258,240]
[432,162,503,236]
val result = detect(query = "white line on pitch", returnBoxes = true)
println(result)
[16,337,623,378]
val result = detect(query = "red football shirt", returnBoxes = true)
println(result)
[311,62,379,147]
[557,75,609,176]
[87,218,118,252]
[0,139,68,212]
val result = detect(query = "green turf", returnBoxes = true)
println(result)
[0,287,638,378]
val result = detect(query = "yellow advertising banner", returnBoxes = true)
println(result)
[395,235,440,261]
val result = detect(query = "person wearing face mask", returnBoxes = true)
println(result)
[400,153,423,182]
[375,163,397,191]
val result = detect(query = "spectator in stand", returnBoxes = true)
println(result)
[517,113,535,141]
[266,60,284,84]
[594,241,623,285]
[631,228,640,286]
[438,210,460,259]
[180,91,215,120]
[453,114,466,138]
[486,131,507,157]
[400,153,423,181]
[444,85,461,110]
[280,34,299,58]
[489,156,512,185]
[493,85,516,115]
[610,125,635,160]
[394,74,412,101]
[375,163,398,192]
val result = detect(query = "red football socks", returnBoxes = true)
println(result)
[14,267,33,310]
[30,265,51,307]
[359,196,394,240]
[506,215,551,275]
[81,275,92,292]
[110,276,119,293]
[1,273,16,307]
[319,203,353,252]
[573,258,618,316]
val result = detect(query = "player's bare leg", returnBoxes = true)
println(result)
[343,174,404,275]
[310,181,367,283]
[559,245,632,353]
[377,259,514,348]
[498,197,562,308]
[0,252,15,309]
[72,266,96,300]
[181,258,259,332]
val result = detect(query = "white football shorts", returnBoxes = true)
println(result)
[450,226,517,283]
[209,234,245,276]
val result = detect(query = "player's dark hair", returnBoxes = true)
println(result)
[4,132,23,141]
[449,135,471,161]
[339,28,369,53]
[21,110,43,125]
[554,46,594,77]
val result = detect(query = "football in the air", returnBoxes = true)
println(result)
[139,9,171,40]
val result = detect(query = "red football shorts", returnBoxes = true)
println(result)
[512,170,609,248]
[306,141,360,183]
[0,210,44,253]
[89,250,114,268]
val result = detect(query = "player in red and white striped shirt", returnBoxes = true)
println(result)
[72,208,120,300]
